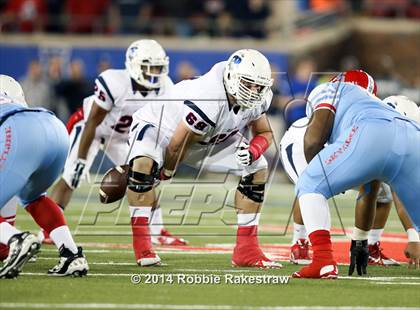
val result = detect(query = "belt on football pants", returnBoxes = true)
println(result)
[0,108,54,127]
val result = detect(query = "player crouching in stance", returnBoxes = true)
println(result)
[49,39,186,246]
[282,93,418,267]
[126,49,282,268]
[291,72,420,279]
[0,75,88,278]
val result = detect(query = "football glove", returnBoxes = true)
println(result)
[235,142,253,166]
[70,158,87,189]
[348,239,369,276]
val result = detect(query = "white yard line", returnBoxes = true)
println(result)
[0,304,417,310]
[40,248,231,255]
[20,271,420,283]
[375,282,420,286]
[339,276,420,281]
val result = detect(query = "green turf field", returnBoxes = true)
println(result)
[1,179,419,310]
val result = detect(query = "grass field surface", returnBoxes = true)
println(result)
[1,179,419,309]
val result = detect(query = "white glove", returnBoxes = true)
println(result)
[235,142,253,166]
[70,158,87,189]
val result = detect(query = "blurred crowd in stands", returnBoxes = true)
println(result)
[0,0,271,38]
[17,51,419,131]
[1,0,419,38]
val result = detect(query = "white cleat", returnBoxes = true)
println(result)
[48,246,89,277]
[0,232,40,279]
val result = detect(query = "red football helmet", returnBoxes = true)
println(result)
[330,70,377,96]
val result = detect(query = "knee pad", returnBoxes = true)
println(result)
[237,174,266,203]
[127,157,159,193]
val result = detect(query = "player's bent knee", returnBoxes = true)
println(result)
[252,169,268,183]
[237,172,266,203]
[295,172,329,199]
[128,156,159,193]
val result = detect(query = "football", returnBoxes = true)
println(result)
[99,164,129,204]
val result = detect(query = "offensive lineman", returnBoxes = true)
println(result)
[281,95,420,270]
[125,49,282,267]
[49,40,186,246]
[292,73,420,278]
[0,75,88,278]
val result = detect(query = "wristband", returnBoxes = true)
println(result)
[352,227,369,241]
[248,135,269,161]
[407,228,420,242]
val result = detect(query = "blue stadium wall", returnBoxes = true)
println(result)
[0,44,289,81]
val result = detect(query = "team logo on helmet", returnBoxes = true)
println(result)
[231,55,242,64]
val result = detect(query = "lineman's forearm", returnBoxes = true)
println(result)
[163,141,188,172]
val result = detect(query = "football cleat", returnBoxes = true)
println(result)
[151,229,188,246]
[292,262,338,279]
[368,242,400,266]
[232,256,283,269]
[232,248,282,269]
[48,246,89,277]
[136,250,161,267]
[290,239,312,265]
[0,232,40,279]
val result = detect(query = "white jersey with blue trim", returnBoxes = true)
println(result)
[306,81,404,144]
[132,61,273,145]
[91,69,173,140]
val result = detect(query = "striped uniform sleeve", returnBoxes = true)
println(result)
[93,75,115,111]
[306,83,342,116]
[182,100,216,135]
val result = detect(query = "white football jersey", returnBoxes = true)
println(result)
[133,62,273,146]
[91,69,173,141]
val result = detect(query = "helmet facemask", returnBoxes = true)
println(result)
[125,40,169,90]
[127,57,169,90]
[235,76,272,109]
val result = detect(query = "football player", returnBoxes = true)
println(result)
[49,39,186,246]
[125,49,282,268]
[0,75,88,278]
[281,96,419,268]
[291,71,420,278]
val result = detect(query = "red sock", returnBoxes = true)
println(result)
[131,217,153,261]
[25,196,67,234]
[308,230,334,262]
[0,216,15,260]
[233,226,266,264]
[2,216,15,226]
